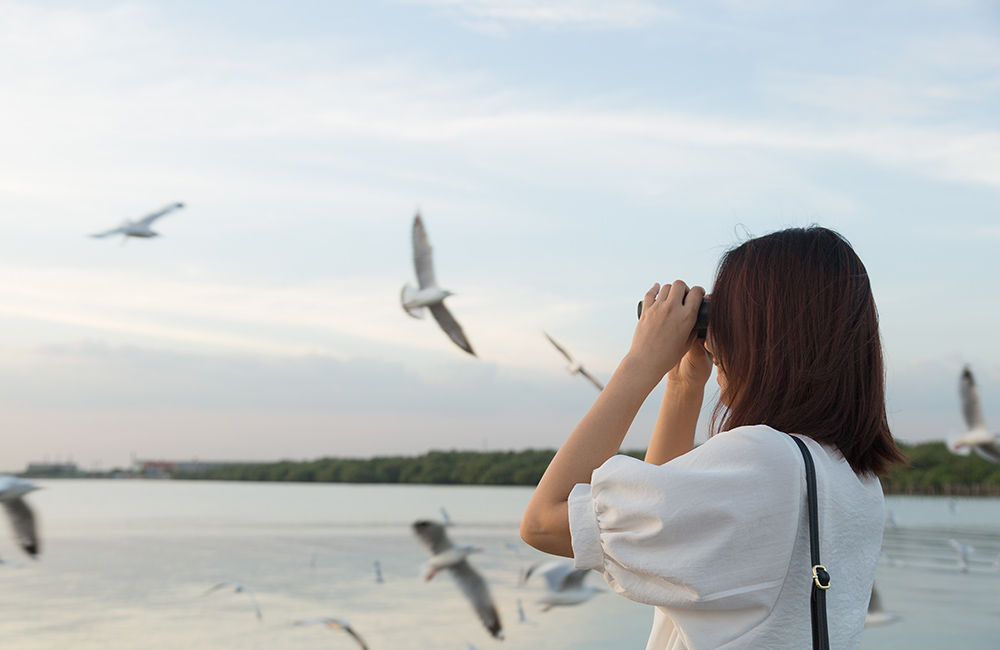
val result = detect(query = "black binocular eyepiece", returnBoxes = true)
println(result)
[637,296,711,339]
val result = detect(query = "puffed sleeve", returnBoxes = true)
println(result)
[568,426,802,611]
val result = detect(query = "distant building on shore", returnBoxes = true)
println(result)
[23,462,81,477]
[132,459,263,479]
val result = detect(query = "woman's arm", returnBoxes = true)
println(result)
[520,281,705,557]
[644,340,713,465]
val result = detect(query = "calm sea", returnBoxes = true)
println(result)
[0,480,997,649]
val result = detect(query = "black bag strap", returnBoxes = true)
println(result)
[789,435,831,650]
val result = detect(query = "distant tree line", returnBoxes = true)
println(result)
[881,441,1000,496]
[175,442,1000,495]
[175,448,643,486]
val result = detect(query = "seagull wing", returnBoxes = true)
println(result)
[543,332,575,363]
[529,561,576,592]
[339,622,371,650]
[973,441,1000,464]
[245,588,263,621]
[960,367,986,430]
[413,520,453,555]
[429,304,475,356]
[203,581,237,596]
[558,568,592,591]
[448,560,503,639]
[90,226,127,238]
[412,214,437,290]
[577,367,605,391]
[136,202,184,227]
[2,499,38,557]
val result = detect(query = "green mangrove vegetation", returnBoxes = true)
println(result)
[175,441,1000,495]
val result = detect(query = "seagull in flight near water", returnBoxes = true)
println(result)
[294,618,370,650]
[401,214,476,356]
[90,203,184,241]
[544,332,604,391]
[0,475,40,558]
[520,560,601,611]
[949,539,974,573]
[947,366,1000,463]
[203,581,263,621]
[412,520,502,638]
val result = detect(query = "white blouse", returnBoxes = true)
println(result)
[568,424,884,650]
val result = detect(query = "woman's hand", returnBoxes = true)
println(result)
[667,337,713,388]
[626,281,706,385]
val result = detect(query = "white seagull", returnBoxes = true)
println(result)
[412,520,502,639]
[203,581,263,621]
[544,332,604,391]
[864,583,900,627]
[521,560,601,611]
[948,539,974,573]
[294,618,369,650]
[401,214,476,356]
[90,203,184,241]
[0,475,40,558]
[947,366,1000,463]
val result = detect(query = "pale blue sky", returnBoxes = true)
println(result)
[0,0,997,470]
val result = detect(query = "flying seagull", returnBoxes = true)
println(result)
[203,581,263,621]
[520,561,601,611]
[947,366,1000,463]
[412,520,502,638]
[948,539,974,573]
[401,214,476,356]
[90,203,184,241]
[544,332,604,391]
[0,475,40,558]
[294,618,370,650]
[864,583,900,627]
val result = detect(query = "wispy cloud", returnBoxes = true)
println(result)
[1,0,996,237]
[396,0,671,31]
[0,264,609,375]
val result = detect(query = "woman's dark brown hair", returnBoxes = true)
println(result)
[709,226,905,476]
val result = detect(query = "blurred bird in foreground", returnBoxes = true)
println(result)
[90,203,184,242]
[543,332,604,391]
[947,366,1000,463]
[203,581,262,621]
[294,618,369,650]
[520,561,601,611]
[401,214,476,356]
[412,520,502,638]
[0,475,40,558]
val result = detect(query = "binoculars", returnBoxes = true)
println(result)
[636,295,710,339]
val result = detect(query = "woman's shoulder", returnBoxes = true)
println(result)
[683,424,802,469]
[594,424,800,487]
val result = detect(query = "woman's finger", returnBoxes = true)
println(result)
[685,285,706,311]
[641,283,660,319]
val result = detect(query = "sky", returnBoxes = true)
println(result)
[0,0,998,471]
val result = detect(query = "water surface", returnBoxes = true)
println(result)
[0,481,996,649]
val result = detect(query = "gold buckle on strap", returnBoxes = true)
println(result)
[812,565,831,590]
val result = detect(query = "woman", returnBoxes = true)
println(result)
[520,227,904,649]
